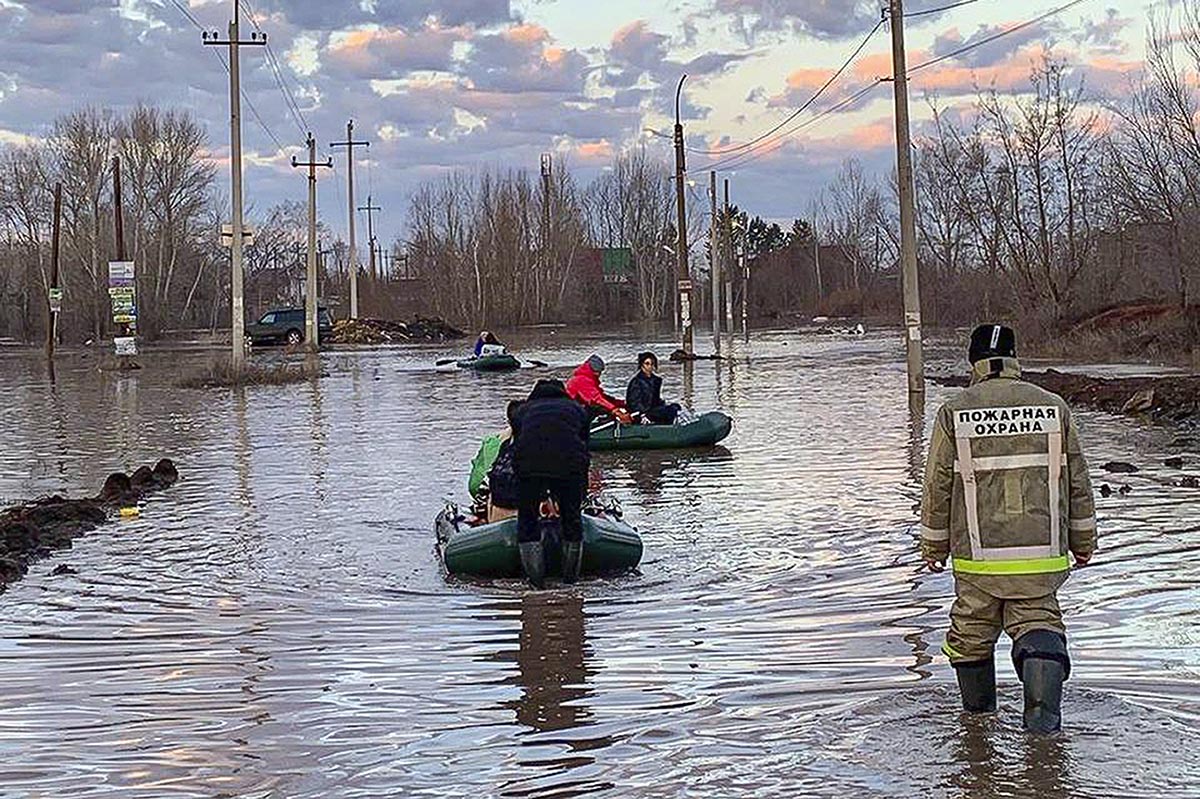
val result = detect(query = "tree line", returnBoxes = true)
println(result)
[3,9,1200,345]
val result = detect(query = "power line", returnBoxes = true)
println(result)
[697,0,1095,173]
[238,0,310,138]
[906,0,983,18]
[166,0,203,30]
[687,17,886,156]
[701,80,887,173]
[909,0,1090,73]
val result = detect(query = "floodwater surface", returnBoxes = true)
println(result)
[0,330,1198,798]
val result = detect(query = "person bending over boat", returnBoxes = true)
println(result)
[469,401,522,523]
[625,351,682,425]
[473,330,504,357]
[566,355,633,424]
[512,379,591,587]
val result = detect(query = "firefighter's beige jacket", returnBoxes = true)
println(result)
[921,357,1098,599]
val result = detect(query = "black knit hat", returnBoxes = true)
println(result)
[637,351,658,368]
[969,324,1016,363]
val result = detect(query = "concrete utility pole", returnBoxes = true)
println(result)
[46,182,62,360]
[358,195,381,281]
[813,235,823,307]
[709,170,721,354]
[292,132,332,351]
[889,0,926,394]
[203,2,266,371]
[673,75,694,356]
[724,179,733,331]
[330,121,370,319]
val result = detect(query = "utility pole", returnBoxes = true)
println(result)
[673,75,694,355]
[330,121,370,319]
[112,155,134,365]
[292,132,333,351]
[46,182,62,360]
[709,170,720,354]
[888,0,926,394]
[740,243,749,340]
[203,2,266,371]
[724,179,733,331]
[813,234,823,308]
[540,153,552,316]
[358,195,381,282]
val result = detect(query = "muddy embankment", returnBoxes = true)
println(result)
[0,459,178,593]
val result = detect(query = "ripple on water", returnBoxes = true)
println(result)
[0,333,1198,796]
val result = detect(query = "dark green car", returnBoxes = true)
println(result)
[246,307,333,347]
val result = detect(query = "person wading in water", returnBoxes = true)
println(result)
[920,324,1098,733]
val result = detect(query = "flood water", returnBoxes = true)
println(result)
[1,329,1198,798]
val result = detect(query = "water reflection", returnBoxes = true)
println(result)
[505,591,594,735]
[948,718,1073,799]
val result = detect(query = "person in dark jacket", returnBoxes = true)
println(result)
[626,352,681,424]
[512,379,591,586]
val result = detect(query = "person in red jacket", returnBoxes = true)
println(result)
[566,355,633,424]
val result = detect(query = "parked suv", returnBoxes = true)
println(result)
[246,307,334,346]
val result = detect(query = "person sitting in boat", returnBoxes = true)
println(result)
[469,401,522,523]
[512,379,591,586]
[473,330,505,357]
[625,351,682,425]
[565,355,633,424]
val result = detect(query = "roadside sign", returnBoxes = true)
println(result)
[114,336,138,356]
[108,260,134,286]
[48,287,63,314]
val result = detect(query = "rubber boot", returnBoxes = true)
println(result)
[561,541,583,584]
[519,541,545,589]
[953,658,997,713]
[1021,657,1064,733]
[1013,629,1070,734]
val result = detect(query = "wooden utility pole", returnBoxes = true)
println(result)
[673,75,694,355]
[203,2,266,371]
[889,0,926,394]
[740,244,749,340]
[358,195,381,282]
[112,157,126,262]
[709,170,721,354]
[46,182,62,360]
[330,121,370,319]
[292,133,333,350]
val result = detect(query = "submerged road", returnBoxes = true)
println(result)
[0,329,1197,797]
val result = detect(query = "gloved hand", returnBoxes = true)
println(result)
[614,408,633,425]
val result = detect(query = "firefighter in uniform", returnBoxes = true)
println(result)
[920,325,1098,733]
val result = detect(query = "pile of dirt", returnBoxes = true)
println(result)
[0,459,179,593]
[330,316,466,345]
[936,370,1200,423]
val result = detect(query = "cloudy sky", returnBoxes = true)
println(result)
[0,0,1155,244]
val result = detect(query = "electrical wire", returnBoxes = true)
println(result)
[238,0,311,139]
[686,17,886,156]
[905,0,983,18]
[909,0,1090,73]
[165,0,287,151]
[700,80,887,173]
[695,0,1095,173]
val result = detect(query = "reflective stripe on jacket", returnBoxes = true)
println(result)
[920,357,1098,598]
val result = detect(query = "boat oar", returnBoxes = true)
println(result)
[522,359,548,368]
[436,357,461,366]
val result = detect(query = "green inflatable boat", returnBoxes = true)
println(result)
[436,507,643,578]
[589,410,732,451]
[456,353,521,371]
